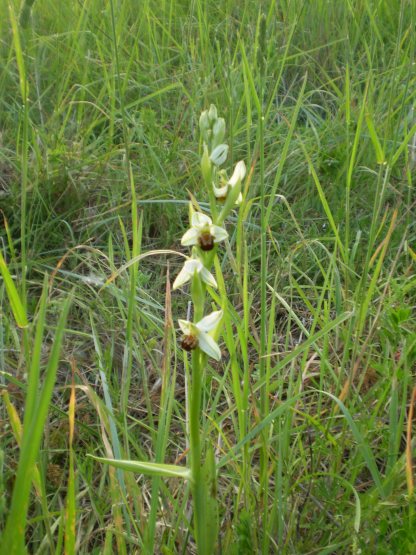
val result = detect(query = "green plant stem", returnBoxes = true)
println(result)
[259,108,266,415]
[189,272,210,553]
[258,42,270,555]
[189,348,207,553]
[20,100,28,307]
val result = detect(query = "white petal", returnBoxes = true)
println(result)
[228,160,246,187]
[210,144,229,166]
[200,267,217,288]
[192,212,212,228]
[178,319,192,335]
[196,310,223,332]
[198,332,221,361]
[172,265,191,290]
[213,184,228,198]
[184,259,203,273]
[236,192,243,205]
[210,225,228,243]
[181,227,199,246]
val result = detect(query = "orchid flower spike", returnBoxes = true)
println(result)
[172,258,217,290]
[213,160,246,205]
[181,212,228,251]
[178,310,223,360]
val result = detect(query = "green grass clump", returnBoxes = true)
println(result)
[1,0,415,553]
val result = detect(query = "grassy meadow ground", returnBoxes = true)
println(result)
[1,0,416,553]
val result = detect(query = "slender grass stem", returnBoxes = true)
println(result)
[257,13,270,552]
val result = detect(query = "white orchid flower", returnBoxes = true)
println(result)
[213,160,246,205]
[181,212,228,251]
[172,258,217,290]
[178,310,223,360]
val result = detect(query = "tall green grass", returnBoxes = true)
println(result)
[0,0,415,552]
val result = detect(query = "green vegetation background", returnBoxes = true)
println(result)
[0,0,415,553]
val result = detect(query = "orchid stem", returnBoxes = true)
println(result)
[189,348,209,554]
[189,270,212,553]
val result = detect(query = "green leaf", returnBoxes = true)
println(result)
[0,251,28,328]
[8,1,28,101]
[365,110,385,164]
[89,456,191,480]
[319,390,385,497]
[1,294,72,553]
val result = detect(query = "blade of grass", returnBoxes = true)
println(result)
[64,363,77,555]
[89,456,191,480]
[406,386,416,497]
[145,267,177,551]
[8,1,29,304]
[2,293,72,553]
[0,251,28,328]
[319,390,385,497]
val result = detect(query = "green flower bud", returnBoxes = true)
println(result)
[208,104,218,124]
[210,143,228,166]
[212,117,226,149]
[201,144,212,184]
[199,110,210,143]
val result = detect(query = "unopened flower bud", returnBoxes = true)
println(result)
[199,110,210,143]
[208,104,218,124]
[210,144,228,166]
[201,144,212,183]
[199,110,210,132]
[212,118,226,149]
